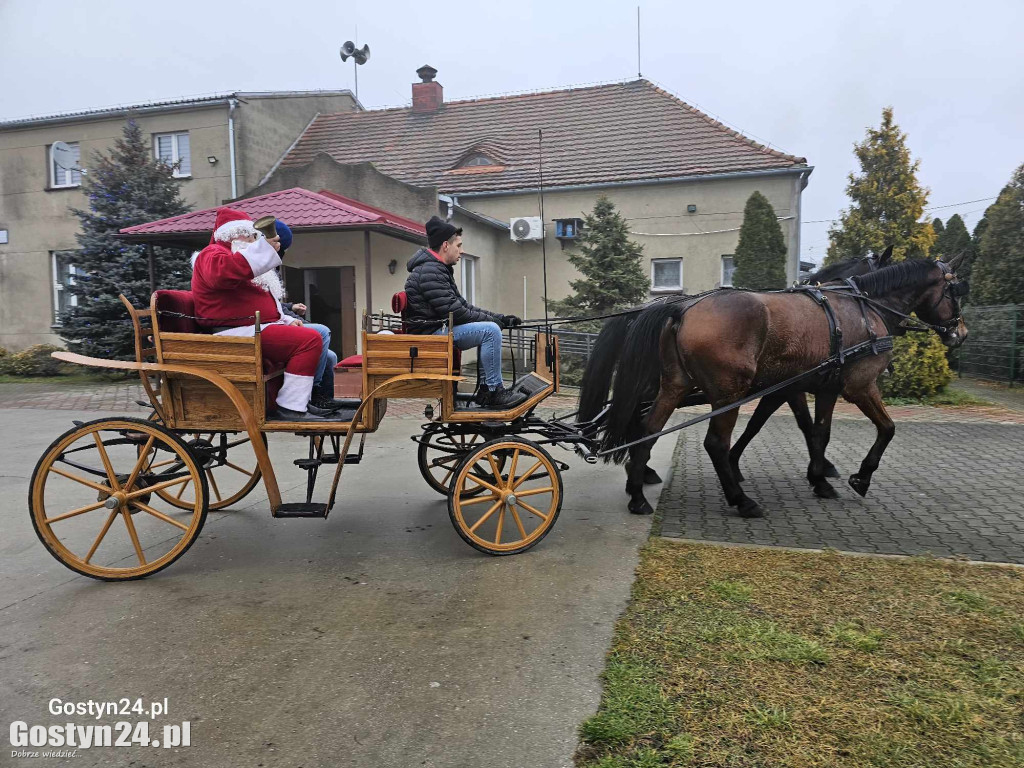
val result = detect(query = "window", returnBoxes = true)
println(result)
[154,132,191,177]
[721,255,736,287]
[461,254,478,304]
[460,153,496,168]
[52,252,79,324]
[555,218,584,240]
[651,258,683,291]
[50,142,82,188]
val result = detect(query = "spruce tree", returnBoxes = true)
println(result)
[61,119,191,359]
[932,213,975,285]
[826,107,934,264]
[731,191,788,289]
[971,163,1024,305]
[547,196,649,323]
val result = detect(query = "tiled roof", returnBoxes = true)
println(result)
[119,187,426,240]
[280,79,807,194]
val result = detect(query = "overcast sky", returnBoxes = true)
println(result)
[2,0,1021,263]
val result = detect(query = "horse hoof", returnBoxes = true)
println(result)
[643,466,663,485]
[737,500,765,518]
[813,481,838,499]
[628,499,654,515]
[848,475,870,497]
[824,462,841,479]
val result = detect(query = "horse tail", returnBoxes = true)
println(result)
[601,301,683,463]
[577,314,634,425]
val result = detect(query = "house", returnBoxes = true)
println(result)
[264,68,812,324]
[0,90,358,350]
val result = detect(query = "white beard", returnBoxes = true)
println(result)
[251,268,285,300]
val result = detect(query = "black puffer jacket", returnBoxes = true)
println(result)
[404,248,503,334]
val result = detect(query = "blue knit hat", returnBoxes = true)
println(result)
[275,220,293,252]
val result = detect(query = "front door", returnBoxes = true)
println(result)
[283,266,357,360]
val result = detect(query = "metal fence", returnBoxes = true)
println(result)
[957,304,1024,386]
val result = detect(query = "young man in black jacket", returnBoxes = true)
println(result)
[405,216,524,409]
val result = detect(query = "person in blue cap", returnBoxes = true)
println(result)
[269,220,349,410]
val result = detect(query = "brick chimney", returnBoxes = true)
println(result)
[412,65,443,113]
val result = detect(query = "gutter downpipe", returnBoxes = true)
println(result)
[228,98,239,199]
[791,168,811,283]
[438,194,457,221]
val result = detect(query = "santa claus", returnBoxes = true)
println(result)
[191,207,332,422]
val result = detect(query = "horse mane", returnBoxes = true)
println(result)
[852,259,937,296]
[804,256,871,284]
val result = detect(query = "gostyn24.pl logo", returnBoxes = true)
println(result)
[10,721,191,751]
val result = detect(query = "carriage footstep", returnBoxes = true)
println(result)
[275,502,329,518]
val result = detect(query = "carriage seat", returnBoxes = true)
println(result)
[389,291,462,373]
[153,290,204,334]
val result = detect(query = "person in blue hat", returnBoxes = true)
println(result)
[272,220,350,410]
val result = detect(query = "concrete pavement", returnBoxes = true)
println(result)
[0,405,676,768]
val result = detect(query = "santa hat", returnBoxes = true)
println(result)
[211,207,257,243]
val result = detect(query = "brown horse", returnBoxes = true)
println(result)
[595,256,968,517]
[577,249,894,489]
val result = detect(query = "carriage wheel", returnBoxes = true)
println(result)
[29,417,209,581]
[448,438,562,556]
[417,428,504,497]
[146,432,264,511]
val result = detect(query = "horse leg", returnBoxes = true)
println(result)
[789,392,840,478]
[805,390,839,498]
[845,385,896,497]
[643,465,663,485]
[704,409,764,518]
[625,388,683,514]
[728,392,788,483]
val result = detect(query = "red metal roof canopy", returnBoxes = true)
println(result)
[119,187,426,245]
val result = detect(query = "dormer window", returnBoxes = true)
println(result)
[461,153,497,168]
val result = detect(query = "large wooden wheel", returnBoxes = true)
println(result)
[418,427,503,497]
[29,417,209,581]
[448,437,562,556]
[148,432,263,511]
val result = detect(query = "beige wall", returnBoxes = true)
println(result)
[0,93,357,351]
[234,93,357,194]
[456,172,805,322]
[0,105,232,349]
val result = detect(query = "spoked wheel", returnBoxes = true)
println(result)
[146,431,264,511]
[29,417,209,581]
[418,427,504,497]
[448,437,562,556]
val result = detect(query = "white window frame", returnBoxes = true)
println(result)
[50,142,82,188]
[651,258,683,292]
[461,153,496,168]
[52,252,79,325]
[721,255,736,287]
[460,254,478,304]
[154,131,191,178]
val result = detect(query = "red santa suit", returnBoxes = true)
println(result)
[191,208,322,413]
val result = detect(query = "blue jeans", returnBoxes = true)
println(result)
[305,323,334,390]
[434,321,503,389]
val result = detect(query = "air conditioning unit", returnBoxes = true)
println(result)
[510,216,543,242]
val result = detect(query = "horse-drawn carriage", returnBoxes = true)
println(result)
[29,291,600,580]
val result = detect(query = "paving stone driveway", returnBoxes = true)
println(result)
[658,406,1024,564]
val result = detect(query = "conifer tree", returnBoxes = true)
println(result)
[826,107,934,264]
[971,163,1024,305]
[731,191,788,289]
[932,213,975,285]
[60,119,191,358]
[547,196,649,322]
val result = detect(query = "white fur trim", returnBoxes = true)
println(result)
[190,251,200,268]
[239,237,281,277]
[214,219,257,242]
[277,372,314,411]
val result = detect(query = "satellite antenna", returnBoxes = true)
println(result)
[339,40,370,102]
[51,141,83,175]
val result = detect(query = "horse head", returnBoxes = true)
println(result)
[917,256,969,347]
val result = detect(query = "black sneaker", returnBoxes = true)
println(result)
[311,392,356,411]
[474,385,526,410]
[271,406,329,422]
[306,403,342,418]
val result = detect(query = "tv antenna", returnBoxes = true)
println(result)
[340,38,371,102]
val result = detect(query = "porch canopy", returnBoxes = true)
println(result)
[118,186,427,315]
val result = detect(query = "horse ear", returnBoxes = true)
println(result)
[879,245,893,265]
[946,251,967,271]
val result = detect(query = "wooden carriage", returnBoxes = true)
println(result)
[30,292,566,580]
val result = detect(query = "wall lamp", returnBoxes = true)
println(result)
[207,155,218,165]
[388,259,398,275]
